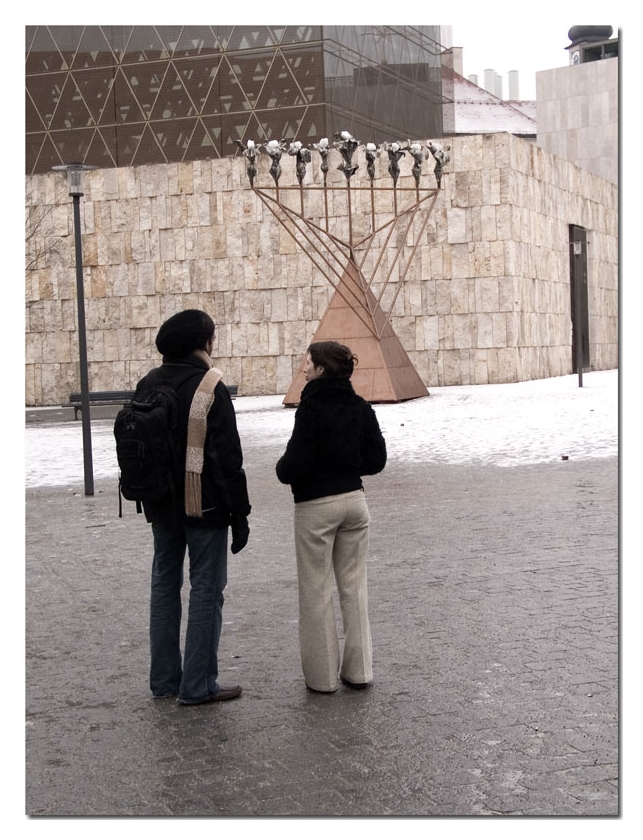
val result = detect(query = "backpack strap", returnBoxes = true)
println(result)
[117,452,146,517]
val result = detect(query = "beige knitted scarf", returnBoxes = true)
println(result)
[184,350,223,518]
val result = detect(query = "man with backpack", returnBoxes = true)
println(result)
[115,310,250,705]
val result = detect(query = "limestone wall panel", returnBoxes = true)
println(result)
[446,208,467,243]
[25,133,618,403]
[450,277,471,314]
[450,243,470,279]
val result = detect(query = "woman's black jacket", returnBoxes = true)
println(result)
[276,377,387,503]
[135,354,251,528]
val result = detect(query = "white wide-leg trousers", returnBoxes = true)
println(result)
[293,489,373,692]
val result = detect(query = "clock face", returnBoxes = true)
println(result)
[572,50,580,65]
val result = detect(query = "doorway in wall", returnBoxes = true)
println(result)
[569,225,590,373]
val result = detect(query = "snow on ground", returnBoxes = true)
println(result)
[25,369,618,488]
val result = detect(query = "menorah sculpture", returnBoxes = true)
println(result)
[237,132,450,405]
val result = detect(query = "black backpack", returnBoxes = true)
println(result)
[114,385,182,517]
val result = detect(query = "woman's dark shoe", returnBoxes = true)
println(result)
[305,683,337,694]
[341,677,371,690]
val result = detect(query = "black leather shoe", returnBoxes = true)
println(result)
[178,685,242,705]
[341,677,371,690]
[305,683,337,694]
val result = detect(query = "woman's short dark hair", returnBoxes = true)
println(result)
[308,341,358,379]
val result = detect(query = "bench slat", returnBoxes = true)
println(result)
[70,391,133,402]
[68,384,238,417]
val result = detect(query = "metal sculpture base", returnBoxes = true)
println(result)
[283,258,428,406]
[252,179,438,406]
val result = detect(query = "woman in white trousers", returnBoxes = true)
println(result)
[276,341,387,693]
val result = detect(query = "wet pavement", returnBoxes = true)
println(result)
[24,393,619,819]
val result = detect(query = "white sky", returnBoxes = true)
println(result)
[451,20,618,101]
[448,0,625,101]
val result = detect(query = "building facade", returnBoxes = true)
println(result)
[26,24,448,175]
[536,27,619,184]
[25,132,618,406]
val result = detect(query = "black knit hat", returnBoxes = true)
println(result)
[155,310,215,358]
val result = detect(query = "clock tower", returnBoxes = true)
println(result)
[566,25,618,65]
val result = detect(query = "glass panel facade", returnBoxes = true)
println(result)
[25,24,448,174]
[322,25,445,142]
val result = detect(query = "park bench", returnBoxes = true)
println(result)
[68,384,238,419]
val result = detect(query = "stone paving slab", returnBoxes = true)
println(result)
[25,430,619,818]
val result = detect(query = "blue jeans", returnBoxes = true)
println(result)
[149,523,228,702]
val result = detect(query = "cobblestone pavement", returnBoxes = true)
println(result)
[24,408,619,821]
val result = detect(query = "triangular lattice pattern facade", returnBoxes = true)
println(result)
[25,25,447,174]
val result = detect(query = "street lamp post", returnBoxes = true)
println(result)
[52,163,97,495]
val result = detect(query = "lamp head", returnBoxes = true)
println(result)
[52,163,98,196]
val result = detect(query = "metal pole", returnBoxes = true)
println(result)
[72,192,94,494]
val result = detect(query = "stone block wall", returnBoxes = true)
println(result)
[25,132,618,405]
[537,59,618,185]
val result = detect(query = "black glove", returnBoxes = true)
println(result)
[230,515,249,554]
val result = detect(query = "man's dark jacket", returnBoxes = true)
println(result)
[276,377,387,503]
[135,354,251,528]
